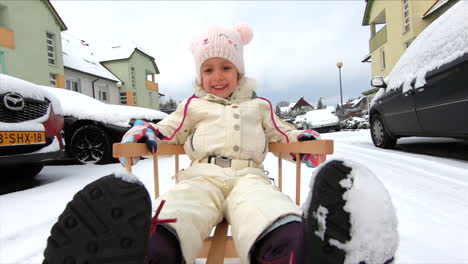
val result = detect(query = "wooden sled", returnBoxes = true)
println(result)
[113,140,334,263]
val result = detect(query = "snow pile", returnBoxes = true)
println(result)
[386,1,468,93]
[41,86,167,127]
[336,159,399,264]
[340,117,369,130]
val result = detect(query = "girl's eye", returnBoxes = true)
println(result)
[203,68,212,73]
[223,66,232,70]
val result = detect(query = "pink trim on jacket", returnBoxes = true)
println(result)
[162,96,198,141]
[258,97,290,143]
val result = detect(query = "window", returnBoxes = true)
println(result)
[0,4,8,28]
[46,33,56,65]
[0,51,5,74]
[98,91,108,101]
[403,0,410,33]
[380,48,386,70]
[405,40,412,49]
[133,92,136,105]
[49,73,56,86]
[66,79,81,92]
[97,85,109,102]
[120,92,127,104]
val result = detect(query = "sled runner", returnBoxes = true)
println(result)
[113,140,334,263]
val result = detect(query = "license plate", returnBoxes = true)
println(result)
[0,131,46,146]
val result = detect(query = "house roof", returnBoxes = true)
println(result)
[97,42,160,74]
[61,32,120,82]
[362,0,374,26]
[45,0,67,31]
[291,97,314,109]
[422,0,455,18]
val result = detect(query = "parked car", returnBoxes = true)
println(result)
[294,115,306,129]
[42,86,168,164]
[303,109,340,132]
[0,74,66,178]
[369,1,468,149]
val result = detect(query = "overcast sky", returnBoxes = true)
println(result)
[51,1,372,107]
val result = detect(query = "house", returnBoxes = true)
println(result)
[361,0,459,78]
[97,43,161,110]
[290,97,314,116]
[0,0,67,87]
[61,32,122,104]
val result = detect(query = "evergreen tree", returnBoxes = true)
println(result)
[275,105,283,118]
[317,97,324,109]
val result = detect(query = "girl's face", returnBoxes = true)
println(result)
[200,57,238,99]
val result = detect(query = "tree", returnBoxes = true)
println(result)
[160,97,178,114]
[317,97,324,109]
[275,105,282,118]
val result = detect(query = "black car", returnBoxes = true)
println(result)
[42,86,167,164]
[369,2,468,149]
[0,74,66,178]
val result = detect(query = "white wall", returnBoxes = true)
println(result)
[64,68,120,105]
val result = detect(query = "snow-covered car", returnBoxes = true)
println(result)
[41,87,167,164]
[369,1,468,149]
[293,115,306,129]
[303,109,340,132]
[0,74,66,178]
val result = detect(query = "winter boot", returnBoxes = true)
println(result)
[302,159,399,264]
[43,173,152,264]
[146,200,181,264]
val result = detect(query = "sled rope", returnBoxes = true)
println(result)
[150,200,177,235]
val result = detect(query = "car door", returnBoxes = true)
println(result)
[414,56,468,136]
[380,85,422,135]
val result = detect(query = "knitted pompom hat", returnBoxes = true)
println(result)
[189,24,253,78]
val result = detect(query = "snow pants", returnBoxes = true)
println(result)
[153,163,302,264]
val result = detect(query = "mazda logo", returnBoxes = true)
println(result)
[3,92,25,111]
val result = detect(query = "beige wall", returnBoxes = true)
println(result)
[367,0,444,78]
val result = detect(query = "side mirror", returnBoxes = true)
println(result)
[371,76,387,88]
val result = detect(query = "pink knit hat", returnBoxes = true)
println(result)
[189,24,253,78]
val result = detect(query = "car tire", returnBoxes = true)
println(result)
[4,165,44,179]
[371,114,397,149]
[70,125,112,164]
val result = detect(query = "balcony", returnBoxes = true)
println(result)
[369,25,387,53]
[0,27,14,49]
[146,80,159,92]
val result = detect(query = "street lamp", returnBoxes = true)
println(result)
[336,61,343,116]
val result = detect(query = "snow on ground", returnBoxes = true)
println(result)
[1,130,468,263]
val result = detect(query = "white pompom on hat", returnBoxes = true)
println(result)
[189,24,253,78]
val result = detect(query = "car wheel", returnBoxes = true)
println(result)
[4,165,44,179]
[70,125,112,164]
[371,114,397,149]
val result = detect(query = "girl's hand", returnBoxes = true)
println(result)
[292,129,325,168]
[119,120,159,167]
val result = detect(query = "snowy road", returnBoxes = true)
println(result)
[1,130,467,264]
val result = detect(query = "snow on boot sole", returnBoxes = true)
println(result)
[43,174,151,264]
[304,160,398,264]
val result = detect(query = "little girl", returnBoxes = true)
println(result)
[43,24,398,264]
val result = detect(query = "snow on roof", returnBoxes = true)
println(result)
[326,105,336,112]
[96,41,153,62]
[288,103,295,108]
[41,85,167,127]
[61,33,120,82]
[385,1,468,93]
[351,97,365,108]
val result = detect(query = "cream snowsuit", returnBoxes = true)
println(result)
[153,78,303,264]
